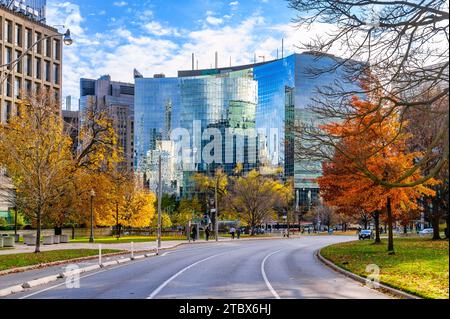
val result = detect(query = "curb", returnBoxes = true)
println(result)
[316,250,422,300]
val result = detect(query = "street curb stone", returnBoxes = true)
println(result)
[22,275,60,289]
[0,285,24,297]
[316,249,422,300]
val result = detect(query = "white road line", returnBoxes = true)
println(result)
[261,249,284,300]
[147,253,226,299]
[18,257,152,299]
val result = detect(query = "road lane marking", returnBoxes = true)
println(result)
[18,257,154,299]
[147,252,227,299]
[261,249,284,300]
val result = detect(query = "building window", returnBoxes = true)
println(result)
[5,101,12,123]
[35,58,41,79]
[5,47,12,70]
[25,54,32,76]
[25,80,32,94]
[15,51,22,73]
[6,75,12,97]
[45,38,51,58]
[15,24,22,46]
[35,32,42,54]
[14,77,21,99]
[25,28,32,49]
[5,20,12,43]
[53,64,59,84]
[53,39,61,60]
[45,61,51,82]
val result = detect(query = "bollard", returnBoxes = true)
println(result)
[131,242,134,260]
[98,244,102,266]
[156,239,159,255]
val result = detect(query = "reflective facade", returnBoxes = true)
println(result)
[135,53,355,201]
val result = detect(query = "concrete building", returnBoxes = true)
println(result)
[80,75,135,171]
[62,109,80,154]
[1,3,62,123]
[1,2,61,222]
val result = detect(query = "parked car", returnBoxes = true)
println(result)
[359,230,373,240]
[419,228,434,236]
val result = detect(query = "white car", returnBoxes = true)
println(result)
[419,228,434,236]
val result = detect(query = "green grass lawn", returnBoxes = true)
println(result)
[0,249,120,272]
[321,238,449,299]
[70,235,186,244]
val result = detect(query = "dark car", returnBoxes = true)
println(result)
[359,230,373,240]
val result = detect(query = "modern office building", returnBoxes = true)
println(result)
[1,3,62,123]
[80,75,135,171]
[135,52,355,204]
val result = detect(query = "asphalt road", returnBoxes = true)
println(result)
[5,236,389,299]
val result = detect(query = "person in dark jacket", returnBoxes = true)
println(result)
[205,227,210,241]
[191,226,197,242]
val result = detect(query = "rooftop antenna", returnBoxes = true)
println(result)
[215,52,218,69]
[192,53,195,71]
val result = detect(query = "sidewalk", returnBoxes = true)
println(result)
[0,239,194,256]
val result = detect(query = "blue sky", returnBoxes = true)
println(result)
[45,0,331,104]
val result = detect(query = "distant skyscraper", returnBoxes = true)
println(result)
[80,75,135,171]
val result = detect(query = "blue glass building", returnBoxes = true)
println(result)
[135,52,353,204]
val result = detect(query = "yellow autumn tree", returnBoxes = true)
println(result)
[0,92,74,253]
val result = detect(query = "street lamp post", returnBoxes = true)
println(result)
[89,189,95,243]
[157,155,162,249]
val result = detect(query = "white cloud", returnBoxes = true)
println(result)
[229,1,239,5]
[113,1,128,7]
[206,16,224,25]
[143,21,180,37]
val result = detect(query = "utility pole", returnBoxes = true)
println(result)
[157,155,162,249]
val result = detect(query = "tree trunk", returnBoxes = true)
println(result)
[387,197,394,253]
[432,198,441,240]
[35,210,41,253]
[71,225,75,239]
[374,211,381,244]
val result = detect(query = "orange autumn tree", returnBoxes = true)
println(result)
[318,96,437,253]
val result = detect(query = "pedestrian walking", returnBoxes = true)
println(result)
[205,227,210,241]
[191,226,197,242]
[230,227,236,240]
[236,228,241,239]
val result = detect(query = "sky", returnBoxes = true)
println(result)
[45,0,334,106]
